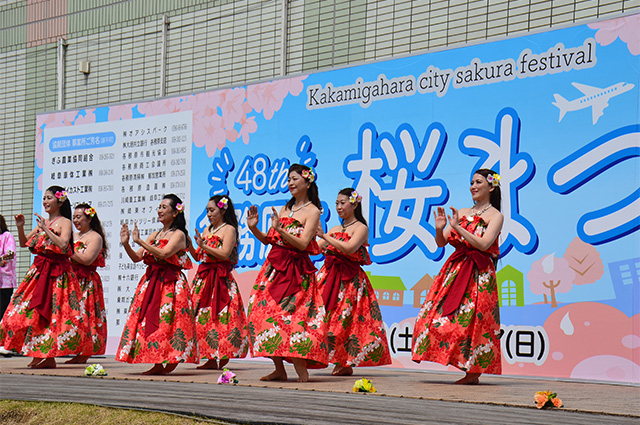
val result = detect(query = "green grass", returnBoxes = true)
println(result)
[0,400,237,424]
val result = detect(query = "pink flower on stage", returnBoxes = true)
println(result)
[108,104,133,121]
[588,15,640,55]
[217,368,238,384]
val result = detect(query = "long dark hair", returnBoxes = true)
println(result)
[338,187,367,226]
[473,169,502,211]
[285,164,322,211]
[163,194,190,246]
[75,203,109,256]
[46,185,72,220]
[209,195,239,243]
[0,214,8,234]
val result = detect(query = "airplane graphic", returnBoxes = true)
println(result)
[552,82,635,124]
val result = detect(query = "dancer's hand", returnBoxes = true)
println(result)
[247,205,259,229]
[316,222,325,239]
[448,207,460,230]
[34,213,46,230]
[270,206,281,231]
[433,207,447,231]
[131,222,141,244]
[14,214,25,228]
[120,223,130,245]
[194,228,204,247]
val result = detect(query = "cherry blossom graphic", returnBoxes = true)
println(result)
[132,76,307,157]
[246,75,306,120]
[108,104,134,121]
[528,254,576,308]
[588,15,640,55]
[562,237,604,286]
[137,96,189,116]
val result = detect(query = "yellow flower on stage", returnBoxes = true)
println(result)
[353,377,376,393]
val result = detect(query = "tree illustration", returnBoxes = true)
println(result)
[562,237,604,286]
[527,254,575,308]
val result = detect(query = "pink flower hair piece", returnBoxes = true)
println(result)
[217,197,229,210]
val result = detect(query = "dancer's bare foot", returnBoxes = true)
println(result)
[65,355,90,364]
[31,358,56,369]
[455,372,481,385]
[197,359,218,370]
[218,358,229,370]
[260,370,288,381]
[292,358,309,382]
[331,365,353,376]
[162,363,178,374]
[141,364,165,375]
[27,358,43,368]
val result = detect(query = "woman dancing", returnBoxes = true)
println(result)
[316,188,391,376]
[247,164,328,382]
[190,195,249,369]
[66,203,108,364]
[412,169,503,384]
[0,186,89,369]
[117,194,198,375]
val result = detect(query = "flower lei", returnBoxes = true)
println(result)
[175,203,184,213]
[217,197,229,210]
[217,368,238,384]
[352,377,376,393]
[486,173,501,187]
[349,190,362,204]
[301,167,316,183]
[84,363,107,376]
[55,190,68,202]
[534,390,563,409]
[84,207,96,217]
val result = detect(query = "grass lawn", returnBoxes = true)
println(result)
[0,400,238,424]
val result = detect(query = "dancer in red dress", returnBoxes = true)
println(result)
[117,194,198,375]
[190,195,249,370]
[247,164,328,382]
[0,186,90,369]
[66,203,108,364]
[316,188,391,376]
[412,169,504,384]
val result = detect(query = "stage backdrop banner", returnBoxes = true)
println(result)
[36,15,639,384]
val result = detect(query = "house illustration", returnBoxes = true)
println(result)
[366,272,405,307]
[496,264,525,307]
[410,273,434,308]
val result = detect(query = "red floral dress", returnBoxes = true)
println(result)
[192,234,249,361]
[0,230,91,357]
[71,240,107,355]
[317,232,391,368]
[116,239,198,364]
[247,217,328,366]
[412,215,502,374]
